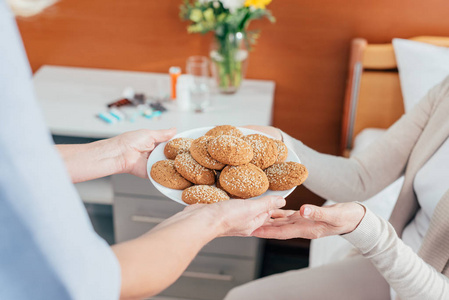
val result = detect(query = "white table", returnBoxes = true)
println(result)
[34,66,275,205]
[34,65,275,139]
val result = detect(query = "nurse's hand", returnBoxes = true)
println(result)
[151,195,287,237]
[204,195,287,237]
[252,202,366,239]
[114,128,176,178]
[57,128,176,183]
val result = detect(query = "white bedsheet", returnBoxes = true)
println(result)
[309,128,404,268]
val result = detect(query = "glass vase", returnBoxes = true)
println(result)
[210,31,249,94]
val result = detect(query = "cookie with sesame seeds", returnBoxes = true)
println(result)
[205,125,244,138]
[207,135,253,166]
[265,162,308,191]
[243,134,279,169]
[164,137,193,160]
[219,164,269,199]
[174,153,216,185]
[150,160,192,190]
[273,139,288,163]
[190,136,226,170]
[216,172,244,199]
[182,185,230,205]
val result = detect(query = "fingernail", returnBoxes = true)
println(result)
[303,207,312,217]
[275,197,286,207]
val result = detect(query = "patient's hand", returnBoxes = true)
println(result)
[243,125,283,140]
[252,202,366,240]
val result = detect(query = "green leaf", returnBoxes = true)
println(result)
[179,0,193,20]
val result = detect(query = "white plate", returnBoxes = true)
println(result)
[147,126,301,206]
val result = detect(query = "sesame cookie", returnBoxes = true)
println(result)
[243,134,279,169]
[207,135,253,166]
[219,164,269,199]
[216,173,243,199]
[190,136,226,170]
[182,185,230,205]
[150,160,192,190]
[273,139,288,163]
[205,125,244,138]
[174,153,216,185]
[264,162,308,191]
[164,137,193,160]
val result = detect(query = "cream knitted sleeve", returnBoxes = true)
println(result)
[342,207,449,299]
[281,76,449,203]
[282,128,408,202]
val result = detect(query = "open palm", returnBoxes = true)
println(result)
[252,202,365,240]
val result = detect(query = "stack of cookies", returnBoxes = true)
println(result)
[150,125,308,205]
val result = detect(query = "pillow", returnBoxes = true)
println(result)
[393,38,449,112]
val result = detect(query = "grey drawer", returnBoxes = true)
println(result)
[112,173,164,198]
[114,196,184,241]
[159,255,256,300]
[114,196,261,259]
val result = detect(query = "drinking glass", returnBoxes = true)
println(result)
[186,56,210,112]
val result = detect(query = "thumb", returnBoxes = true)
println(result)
[151,128,177,143]
[249,211,272,235]
[252,195,286,212]
[244,196,285,225]
[300,204,339,225]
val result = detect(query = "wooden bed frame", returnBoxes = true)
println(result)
[340,36,449,156]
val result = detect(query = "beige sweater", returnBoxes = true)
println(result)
[282,76,449,300]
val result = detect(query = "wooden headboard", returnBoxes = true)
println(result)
[340,36,449,156]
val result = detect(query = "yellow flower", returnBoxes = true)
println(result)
[189,9,203,23]
[244,0,272,9]
[203,8,215,22]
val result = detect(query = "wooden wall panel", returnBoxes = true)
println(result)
[16,0,449,209]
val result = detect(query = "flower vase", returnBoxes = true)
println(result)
[210,31,249,94]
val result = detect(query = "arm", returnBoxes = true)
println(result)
[113,196,286,300]
[254,203,449,300]
[343,207,449,300]
[0,3,120,298]
[57,129,175,183]
[249,79,446,202]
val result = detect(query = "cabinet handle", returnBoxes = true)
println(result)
[131,215,165,224]
[181,271,233,281]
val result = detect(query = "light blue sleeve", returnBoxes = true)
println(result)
[0,2,121,299]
